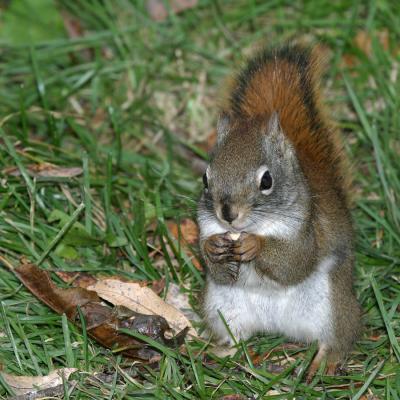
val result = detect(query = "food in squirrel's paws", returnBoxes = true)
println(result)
[197,43,361,382]
[229,232,241,241]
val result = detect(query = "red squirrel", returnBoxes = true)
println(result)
[197,44,361,381]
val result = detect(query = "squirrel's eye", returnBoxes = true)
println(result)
[202,173,208,189]
[260,170,273,192]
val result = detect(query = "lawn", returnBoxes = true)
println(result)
[0,0,399,399]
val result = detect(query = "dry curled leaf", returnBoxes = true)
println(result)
[14,264,188,361]
[354,29,389,57]
[165,282,199,322]
[87,278,198,337]
[342,29,390,68]
[151,277,166,295]
[168,219,199,245]
[0,368,77,395]
[56,270,165,294]
[167,219,202,271]
[55,270,98,288]
[3,163,83,178]
[147,0,197,21]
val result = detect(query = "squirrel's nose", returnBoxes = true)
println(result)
[221,203,238,224]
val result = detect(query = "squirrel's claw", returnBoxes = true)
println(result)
[230,233,262,262]
[203,233,235,264]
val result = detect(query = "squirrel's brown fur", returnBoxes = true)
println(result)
[198,43,361,382]
[221,44,350,206]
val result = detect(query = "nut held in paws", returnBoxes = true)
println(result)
[229,232,241,241]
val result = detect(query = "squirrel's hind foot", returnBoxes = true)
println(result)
[306,344,341,384]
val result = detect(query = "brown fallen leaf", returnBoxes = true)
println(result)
[208,346,237,358]
[368,334,382,342]
[14,264,188,361]
[3,163,83,178]
[87,278,198,337]
[0,368,77,395]
[167,219,199,245]
[55,270,98,288]
[151,277,166,295]
[56,270,165,295]
[147,0,198,21]
[359,395,381,400]
[61,10,85,39]
[2,368,139,400]
[167,219,202,271]
[165,282,199,322]
[342,29,390,68]
[60,10,93,62]
[354,29,389,57]
[15,264,99,318]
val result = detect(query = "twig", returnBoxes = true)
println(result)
[0,253,14,271]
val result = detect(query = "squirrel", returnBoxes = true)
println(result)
[197,43,361,382]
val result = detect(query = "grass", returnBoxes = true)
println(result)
[0,0,399,398]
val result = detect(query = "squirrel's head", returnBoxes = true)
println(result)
[198,112,310,239]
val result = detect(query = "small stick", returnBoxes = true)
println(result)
[0,254,14,271]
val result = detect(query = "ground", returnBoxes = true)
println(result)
[0,1,399,399]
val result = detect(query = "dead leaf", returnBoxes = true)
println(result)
[359,395,381,400]
[15,264,99,318]
[266,390,281,396]
[91,107,107,130]
[218,395,247,400]
[147,0,198,21]
[0,368,77,395]
[14,264,188,361]
[248,343,301,366]
[60,10,93,61]
[165,282,199,322]
[354,29,389,57]
[55,271,98,288]
[167,219,202,271]
[151,277,166,295]
[179,219,199,245]
[342,29,390,68]
[167,219,199,245]
[208,346,237,358]
[3,163,83,178]
[56,270,165,295]
[87,278,198,337]
[368,334,382,341]
[60,10,85,39]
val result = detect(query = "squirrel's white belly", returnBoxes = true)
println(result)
[204,256,335,345]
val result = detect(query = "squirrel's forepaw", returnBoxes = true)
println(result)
[203,232,235,264]
[231,233,262,263]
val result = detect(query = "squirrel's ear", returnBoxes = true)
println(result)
[266,112,294,157]
[216,112,230,144]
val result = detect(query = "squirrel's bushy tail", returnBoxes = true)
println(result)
[223,44,351,204]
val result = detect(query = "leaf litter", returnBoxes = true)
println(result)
[13,263,192,363]
[3,163,83,178]
[87,279,198,337]
[167,218,202,271]
[0,368,77,396]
